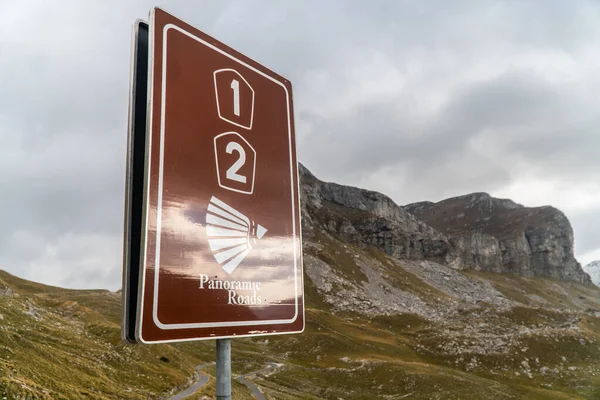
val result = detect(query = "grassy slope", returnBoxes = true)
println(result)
[0,271,213,399]
[275,232,600,399]
[0,237,599,400]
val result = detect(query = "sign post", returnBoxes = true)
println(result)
[122,7,304,397]
[216,339,231,400]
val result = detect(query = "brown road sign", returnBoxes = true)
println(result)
[124,7,304,344]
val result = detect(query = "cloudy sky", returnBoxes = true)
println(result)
[1,0,599,290]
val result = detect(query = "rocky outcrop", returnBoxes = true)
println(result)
[300,164,591,284]
[0,279,14,297]
[448,233,504,273]
[300,164,459,267]
[584,261,600,286]
[405,193,591,284]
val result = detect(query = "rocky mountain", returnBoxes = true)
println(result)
[405,193,591,284]
[300,164,457,267]
[584,261,600,286]
[0,165,598,399]
[301,164,591,285]
[299,164,599,399]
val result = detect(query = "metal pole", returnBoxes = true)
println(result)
[216,339,231,400]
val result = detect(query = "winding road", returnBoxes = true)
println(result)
[235,362,281,400]
[169,362,213,400]
[168,361,282,400]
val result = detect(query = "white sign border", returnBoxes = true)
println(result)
[137,15,302,342]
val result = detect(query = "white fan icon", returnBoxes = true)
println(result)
[206,196,267,274]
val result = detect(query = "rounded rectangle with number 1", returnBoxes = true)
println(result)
[135,7,304,344]
[214,69,254,130]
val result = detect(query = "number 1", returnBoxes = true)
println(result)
[230,79,240,116]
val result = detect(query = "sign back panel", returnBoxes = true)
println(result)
[122,19,149,343]
[135,8,304,343]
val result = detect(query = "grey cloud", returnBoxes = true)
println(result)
[1,0,599,289]
[300,70,563,197]
[571,206,600,256]
[301,65,600,199]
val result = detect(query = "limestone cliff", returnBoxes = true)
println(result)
[405,193,591,284]
[300,164,459,267]
[300,164,591,284]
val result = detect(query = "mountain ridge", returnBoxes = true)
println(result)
[300,163,591,284]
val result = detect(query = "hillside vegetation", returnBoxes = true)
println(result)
[1,166,599,399]
[0,243,599,400]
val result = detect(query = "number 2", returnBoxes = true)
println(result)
[230,79,240,117]
[225,142,246,183]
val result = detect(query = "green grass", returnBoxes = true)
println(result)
[0,286,207,399]
[302,270,333,311]
[499,306,572,326]
[188,374,255,400]
[465,270,600,309]
[260,358,523,400]
[0,270,71,295]
[0,242,598,400]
